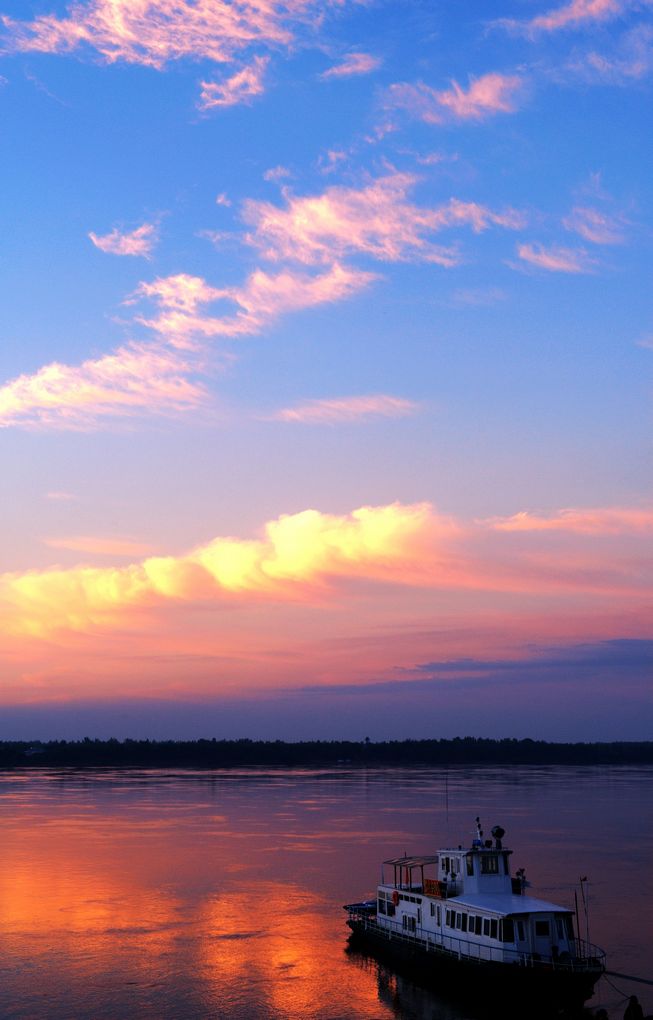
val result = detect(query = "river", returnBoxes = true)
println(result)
[0,766,651,1019]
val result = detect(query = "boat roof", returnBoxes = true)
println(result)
[451,892,573,917]
[383,855,440,867]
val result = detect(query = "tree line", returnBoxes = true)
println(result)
[0,736,652,768]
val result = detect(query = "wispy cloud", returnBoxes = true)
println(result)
[1,0,324,68]
[0,262,374,430]
[0,342,207,430]
[135,264,376,346]
[89,222,158,257]
[243,172,525,266]
[271,394,420,424]
[198,56,269,110]
[566,23,653,82]
[499,0,641,35]
[386,72,524,124]
[320,51,381,79]
[514,241,596,272]
[563,205,626,244]
[44,535,156,557]
[263,165,292,182]
[488,506,653,534]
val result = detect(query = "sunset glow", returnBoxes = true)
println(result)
[1,0,651,739]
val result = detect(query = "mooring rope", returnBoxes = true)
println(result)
[605,970,653,988]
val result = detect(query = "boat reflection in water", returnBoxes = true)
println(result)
[346,945,599,1020]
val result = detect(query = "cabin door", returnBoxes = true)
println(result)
[531,917,552,958]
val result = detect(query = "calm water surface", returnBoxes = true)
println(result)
[0,766,651,1020]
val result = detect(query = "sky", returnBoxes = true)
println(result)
[0,0,652,741]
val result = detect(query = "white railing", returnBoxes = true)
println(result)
[346,908,606,973]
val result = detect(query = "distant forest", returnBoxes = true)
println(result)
[0,737,652,768]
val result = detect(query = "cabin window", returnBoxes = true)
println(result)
[466,855,474,876]
[378,899,386,914]
[430,903,435,917]
[517,921,525,941]
[442,857,450,875]
[403,915,417,933]
[455,913,462,930]
[461,913,467,932]
[417,908,422,924]
[564,916,574,939]
[535,921,550,938]
[483,918,490,937]
[501,919,515,943]
[556,919,565,941]
[437,906,441,926]
[475,916,482,935]
[481,854,499,874]
[490,919,498,940]
[468,914,475,931]
[387,903,395,917]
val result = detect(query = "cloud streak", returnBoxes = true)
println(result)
[515,241,596,272]
[501,0,642,35]
[1,0,324,68]
[243,172,525,266]
[271,394,420,423]
[89,222,158,257]
[320,52,381,79]
[199,56,269,109]
[385,72,524,124]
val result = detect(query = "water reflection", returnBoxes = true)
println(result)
[0,767,650,1019]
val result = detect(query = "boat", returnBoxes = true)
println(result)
[344,818,606,1012]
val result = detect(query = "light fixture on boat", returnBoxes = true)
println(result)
[491,824,506,849]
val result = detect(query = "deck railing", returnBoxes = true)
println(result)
[346,907,606,974]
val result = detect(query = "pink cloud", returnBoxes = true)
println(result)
[243,173,525,265]
[199,56,269,110]
[569,24,653,82]
[263,165,292,182]
[504,0,636,34]
[1,0,320,68]
[135,264,376,345]
[272,394,420,424]
[89,222,158,257]
[515,241,596,272]
[0,341,206,430]
[489,507,653,534]
[563,205,626,244]
[386,72,523,124]
[320,51,381,79]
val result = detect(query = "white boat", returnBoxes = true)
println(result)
[345,818,605,1012]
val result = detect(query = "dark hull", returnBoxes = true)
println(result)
[347,919,603,1014]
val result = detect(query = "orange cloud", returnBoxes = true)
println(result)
[563,206,626,244]
[1,0,320,68]
[272,394,420,423]
[243,173,524,265]
[89,222,158,257]
[199,55,269,109]
[0,341,206,430]
[1,503,442,637]
[489,507,653,534]
[514,241,596,272]
[386,72,523,124]
[320,51,381,79]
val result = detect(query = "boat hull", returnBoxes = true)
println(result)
[347,918,603,1014]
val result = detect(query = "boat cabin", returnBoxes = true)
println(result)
[375,820,577,965]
